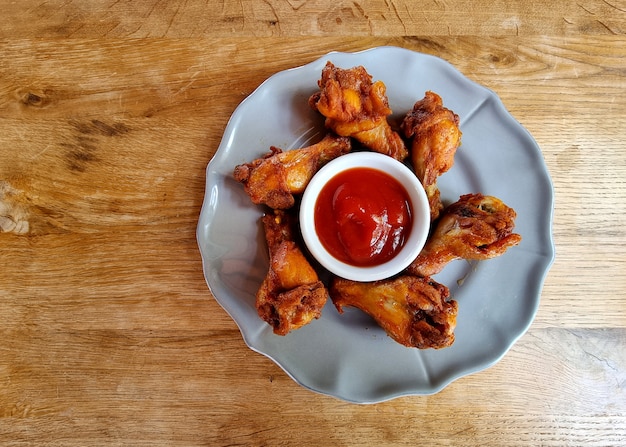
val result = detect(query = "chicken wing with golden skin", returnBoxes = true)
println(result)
[408,193,522,277]
[256,210,328,335]
[401,91,462,221]
[309,62,408,161]
[330,275,457,349]
[234,133,351,209]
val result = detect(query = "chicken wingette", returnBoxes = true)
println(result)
[309,62,408,161]
[256,210,328,335]
[408,193,522,277]
[401,91,462,221]
[330,275,457,349]
[233,133,351,209]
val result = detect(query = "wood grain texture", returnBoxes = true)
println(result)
[0,5,625,446]
[2,0,626,37]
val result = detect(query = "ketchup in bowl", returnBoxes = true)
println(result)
[300,152,429,282]
[314,167,412,267]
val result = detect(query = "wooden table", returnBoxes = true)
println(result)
[1,1,625,445]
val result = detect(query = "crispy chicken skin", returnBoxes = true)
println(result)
[401,91,462,221]
[309,62,408,161]
[408,193,522,277]
[233,133,351,209]
[330,275,458,349]
[256,210,328,335]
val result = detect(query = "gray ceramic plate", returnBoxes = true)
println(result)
[196,47,555,403]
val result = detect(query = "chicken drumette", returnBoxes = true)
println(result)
[408,193,522,277]
[256,210,328,335]
[309,62,408,161]
[233,133,351,209]
[401,91,462,221]
[330,275,458,349]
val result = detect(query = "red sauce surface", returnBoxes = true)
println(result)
[314,167,412,267]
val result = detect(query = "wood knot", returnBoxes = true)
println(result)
[17,88,52,108]
[0,181,30,235]
[485,51,517,67]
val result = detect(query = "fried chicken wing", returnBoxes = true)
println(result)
[256,210,328,335]
[401,91,462,221]
[309,62,408,161]
[234,133,351,209]
[408,193,522,277]
[330,275,457,349]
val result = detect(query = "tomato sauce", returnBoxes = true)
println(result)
[314,167,412,267]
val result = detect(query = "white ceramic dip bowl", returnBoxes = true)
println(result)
[300,152,430,282]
